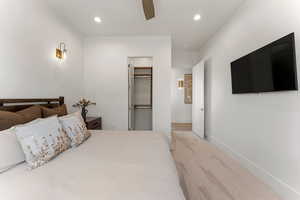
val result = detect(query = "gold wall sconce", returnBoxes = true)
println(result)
[178,79,184,89]
[56,42,67,59]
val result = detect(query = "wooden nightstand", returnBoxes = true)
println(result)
[86,117,102,130]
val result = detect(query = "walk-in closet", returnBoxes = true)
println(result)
[128,57,153,130]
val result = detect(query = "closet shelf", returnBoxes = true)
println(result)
[134,105,152,110]
[134,75,152,79]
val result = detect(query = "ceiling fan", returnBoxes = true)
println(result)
[142,0,155,20]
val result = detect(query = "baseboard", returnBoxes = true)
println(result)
[210,136,300,200]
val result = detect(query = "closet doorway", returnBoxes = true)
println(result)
[128,57,153,131]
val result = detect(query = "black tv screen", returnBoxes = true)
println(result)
[231,33,298,94]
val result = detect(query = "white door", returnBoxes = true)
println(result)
[192,61,205,138]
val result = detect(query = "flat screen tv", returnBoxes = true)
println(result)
[231,33,298,94]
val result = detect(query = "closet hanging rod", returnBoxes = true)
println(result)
[134,76,152,79]
[134,74,152,76]
[134,67,153,69]
[135,107,152,110]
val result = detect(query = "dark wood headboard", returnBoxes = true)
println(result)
[0,97,64,112]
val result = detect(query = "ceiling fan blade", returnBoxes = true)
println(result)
[142,0,155,20]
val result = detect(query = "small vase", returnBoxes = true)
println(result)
[81,107,88,122]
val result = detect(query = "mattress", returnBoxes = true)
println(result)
[0,131,185,200]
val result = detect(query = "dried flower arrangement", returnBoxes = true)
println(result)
[72,98,96,122]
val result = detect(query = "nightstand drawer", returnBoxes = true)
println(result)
[86,117,102,130]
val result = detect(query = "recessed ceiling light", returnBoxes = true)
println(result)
[94,16,102,23]
[193,14,201,21]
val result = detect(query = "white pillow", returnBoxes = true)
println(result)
[0,129,25,173]
[59,112,91,148]
[14,116,71,169]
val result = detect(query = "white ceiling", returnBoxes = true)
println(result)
[44,0,245,51]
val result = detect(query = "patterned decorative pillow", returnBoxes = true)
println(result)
[14,116,71,169]
[59,112,91,148]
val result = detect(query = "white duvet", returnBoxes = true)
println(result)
[0,131,185,200]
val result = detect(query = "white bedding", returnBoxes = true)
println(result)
[0,131,185,200]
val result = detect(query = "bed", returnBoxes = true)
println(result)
[0,98,185,200]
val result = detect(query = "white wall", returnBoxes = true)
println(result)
[171,49,201,123]
[199,0,300,199]
[83,36,172,137]
[0,0,84,111]
[172,49,201,69]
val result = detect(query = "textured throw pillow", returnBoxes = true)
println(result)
[14,116,71,169]
[59,112,91,148]
[41,104,68,118]
[16,105,42,123]
[0,105,42,131]
[0,111,26,131]
[0,129,25,173]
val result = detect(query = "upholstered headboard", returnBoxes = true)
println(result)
[0,97,64,112]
